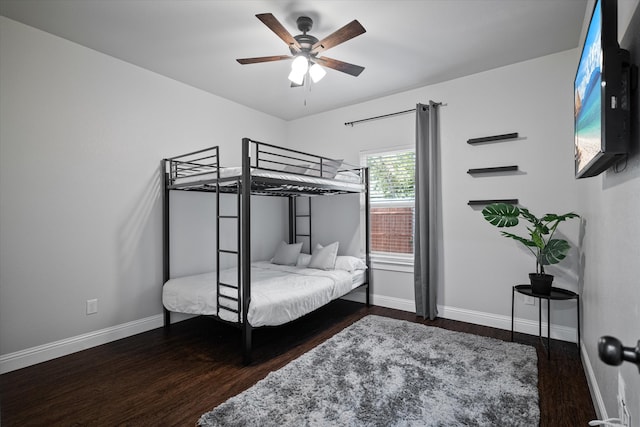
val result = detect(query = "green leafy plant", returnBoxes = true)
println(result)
[481,203,579,275]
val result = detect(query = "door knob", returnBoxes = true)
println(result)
[598,336,640,373]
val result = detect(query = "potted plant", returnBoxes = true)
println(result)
[481,203,579,295]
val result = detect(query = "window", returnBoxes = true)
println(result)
[361,147,415,264]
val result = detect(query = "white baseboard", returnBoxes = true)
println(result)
[372,294,416,312]
[344,292,578,343]
[0,314,164,374]
[581,341,607,420]
[439,305,579,343]
[341,290,416,312]
[1,294,579,374]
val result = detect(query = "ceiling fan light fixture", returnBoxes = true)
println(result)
[288,69,305,85]
[291,55,309,74]
[309,63,327,83]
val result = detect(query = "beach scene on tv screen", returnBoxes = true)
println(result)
[575,1,602,173]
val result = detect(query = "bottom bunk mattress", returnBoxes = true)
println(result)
[163,261,365,327]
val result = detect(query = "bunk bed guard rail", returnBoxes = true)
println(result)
[164,139,364,190]
[165,145,220,188]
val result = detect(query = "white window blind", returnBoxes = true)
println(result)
[366,149,415,203]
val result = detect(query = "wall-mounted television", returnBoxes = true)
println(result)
[574,0,632,178]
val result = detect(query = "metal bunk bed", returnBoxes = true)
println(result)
[162,137,371,363]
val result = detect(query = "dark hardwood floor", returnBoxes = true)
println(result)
[1,301,595,426]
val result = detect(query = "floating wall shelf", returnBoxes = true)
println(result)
[467,132,519,145]
[467,166,518,174]
[467,199,519,206]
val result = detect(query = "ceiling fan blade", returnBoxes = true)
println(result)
[256,13,301,52]
[237,55,292,64]
[313,56,365,77]
[311,20,366,54]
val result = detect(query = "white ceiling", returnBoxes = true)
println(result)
[0,0,587,121]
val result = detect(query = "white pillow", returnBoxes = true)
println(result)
[305,158,343,178]
[296,253,312,267]
[272,241,303,266]
[308,242,339,270]
[335,170,361,183]
[334,256,367,272]
[283,163,309,174]
[321,158,343,178]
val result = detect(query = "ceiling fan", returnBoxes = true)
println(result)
[236,13,366,86]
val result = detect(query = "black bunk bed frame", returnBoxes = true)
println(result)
[162,137,371,363]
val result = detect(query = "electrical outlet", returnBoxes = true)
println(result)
[524,295,535,305]
[86,299,98,315]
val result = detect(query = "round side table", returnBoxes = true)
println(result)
[511,284,580,359]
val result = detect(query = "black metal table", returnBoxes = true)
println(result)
[511,284,580,359]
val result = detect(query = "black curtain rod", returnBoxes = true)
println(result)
[344,102,443,127]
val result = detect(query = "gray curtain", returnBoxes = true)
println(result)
[414,101,439,319]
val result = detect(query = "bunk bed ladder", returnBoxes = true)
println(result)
[216,179,242,323]
[289,197,312,249]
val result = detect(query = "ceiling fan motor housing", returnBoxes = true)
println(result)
[291,17,319,56]
[296,16,313,33]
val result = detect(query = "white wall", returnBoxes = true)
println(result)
[0,17,287,364]
[577,0,640,422]
[3,10,640,423]
[169,192,287,277]
[288,49,582,332]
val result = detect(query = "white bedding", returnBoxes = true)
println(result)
[172,167,363,191]
[163,261,365,327]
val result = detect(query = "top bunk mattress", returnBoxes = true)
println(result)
[170,167,364,192]
[162,261,366,327]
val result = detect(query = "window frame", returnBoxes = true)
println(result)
[361,145,415,270]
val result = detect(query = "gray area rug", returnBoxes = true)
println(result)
[198,315,539,426]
